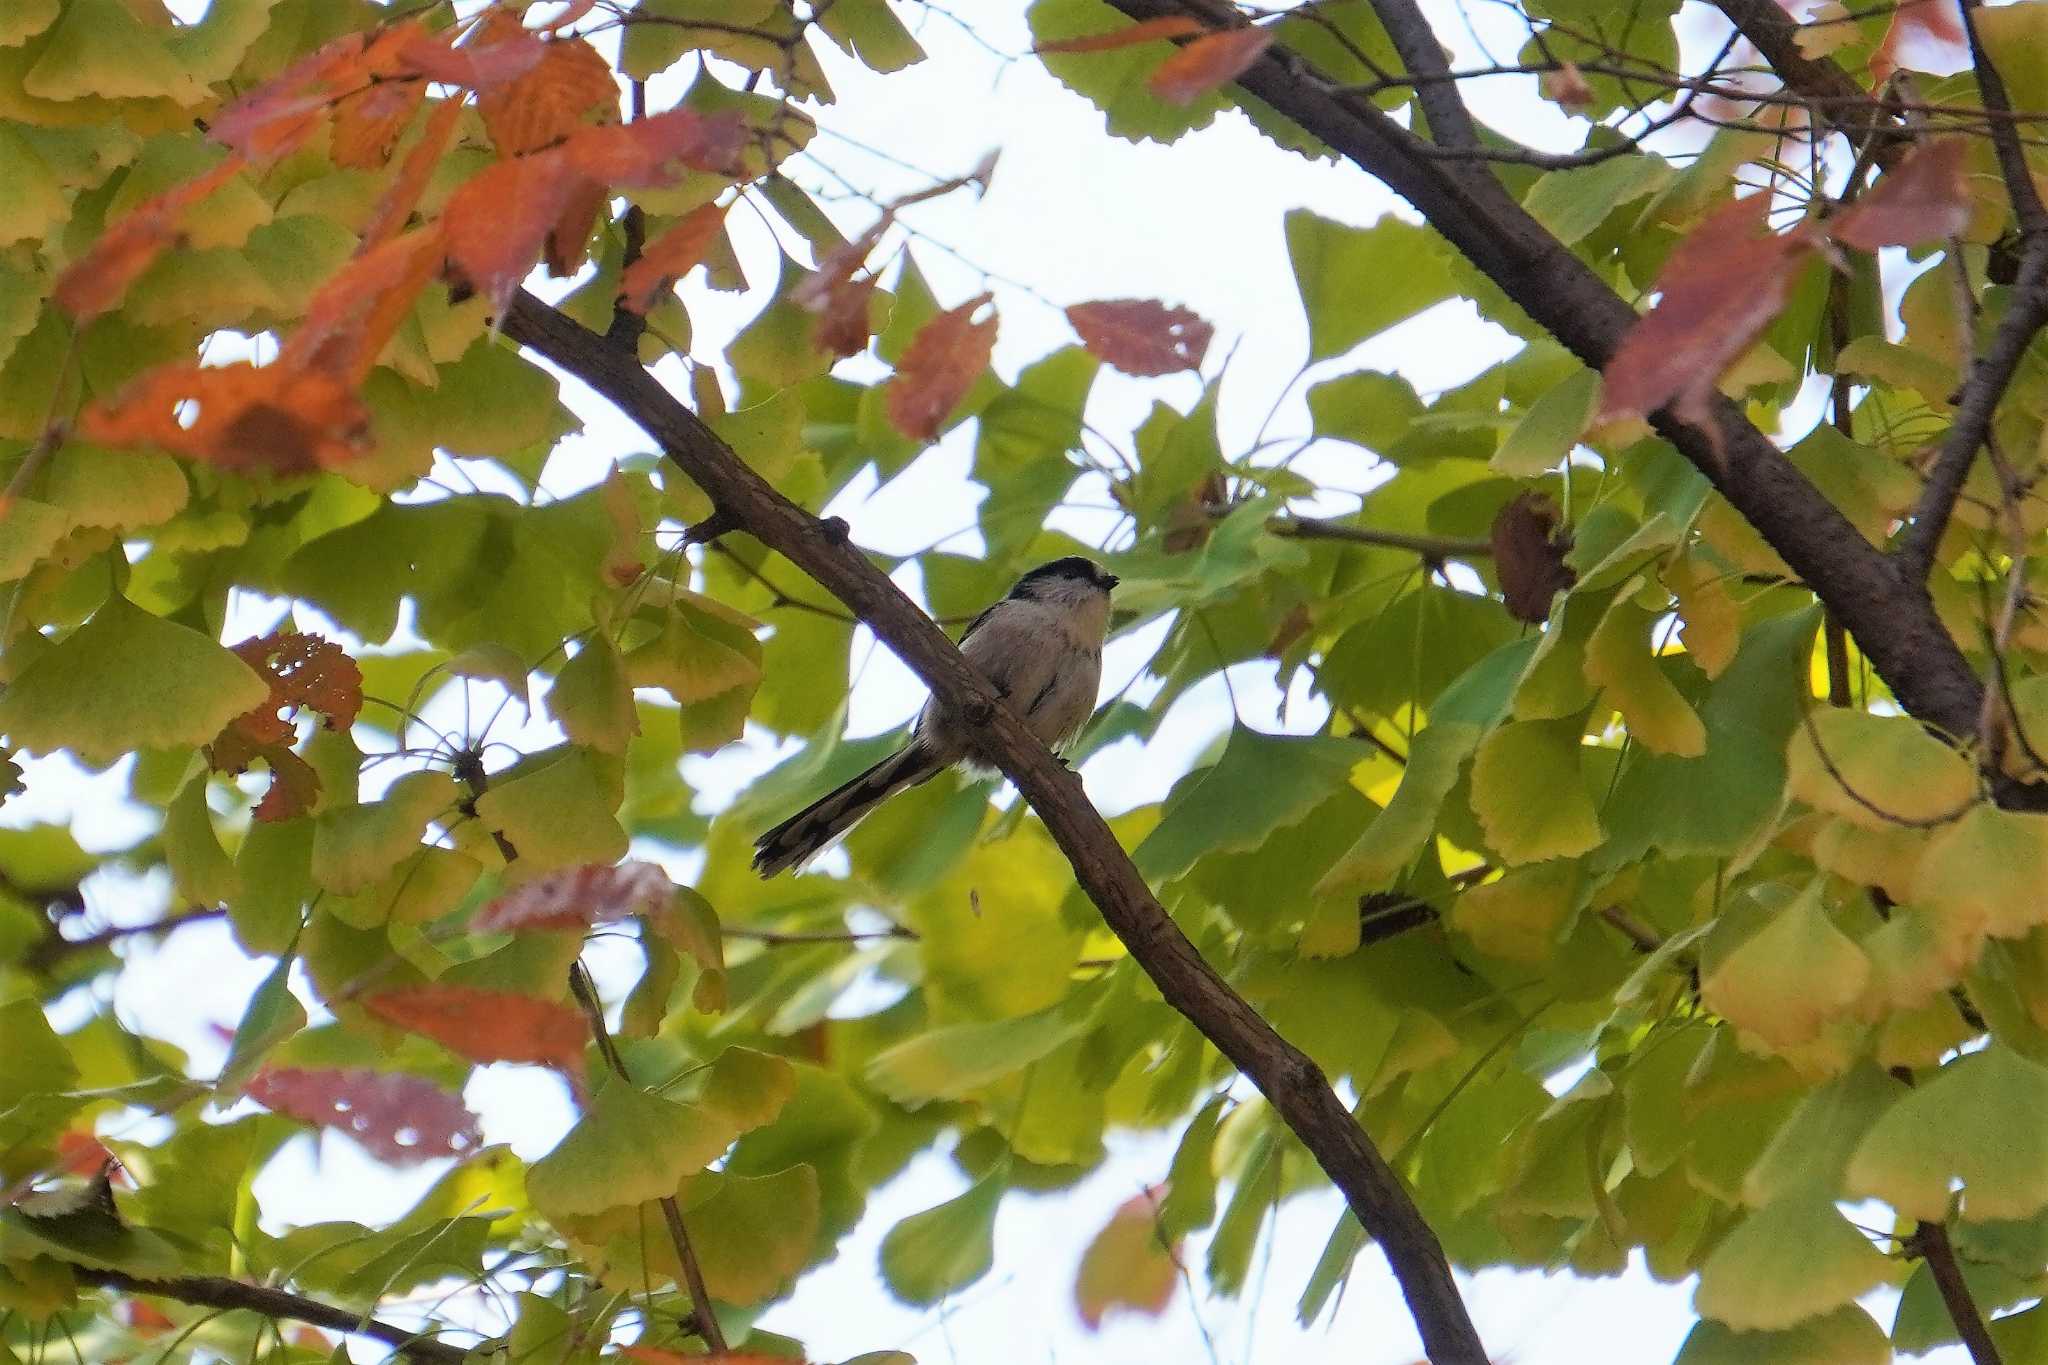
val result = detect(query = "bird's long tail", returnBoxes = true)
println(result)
[752,744,945,877]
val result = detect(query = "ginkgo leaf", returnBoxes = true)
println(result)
[1875,993,1976,1070]
[43,444,188,534]
[1584,596,1706,756]
[214,956,308,1098]
[310,770,458,896]
[1314,722,1477,897]
[476,33,618,157]
[867,994,1101,1106]
[363,984,587,1074]
[1491,367,1598,477]
[1829,139,1970,251]
[548,634,639,753]
[0,596,267,767]
[1674,1305,1891,1364]
[322,845,483,930]
[618,202,728,314]
[1846,1045,2048,1221]
[1694,1192,1894,1330]
[887,292,997,440]
[1664,551,1738,679]
[246,1067,481,1165]
[472,747,628,871]
[1470,719,1604,865]
[1065,299,1212,375]
[1742,1062,1904,1207]
[1035,15,1205,51]
[1860,904,1983,1014]
[1075,1186,1178,1329]
[1912,805,2048,939]
[1785,708,1977,829]
[1700,882,1869,1055]
[526,1080,729,1221]
[879,1167,1005,1305]
[1147,25,1272,104]
[163,771,237,908]
[625,592,763,703]
[1450,860,1581,965]
[1809,817,1926,904]
[472,860,672,933]
[0,498,72,581]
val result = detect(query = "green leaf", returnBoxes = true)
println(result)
[867,991,1102,1106]
[23,0,208,104]
[0,997,76,1104]
[1584,597,1706,756]
[0,595,267,767]
[216,955,306,1097]
[1470,718,1603,864]
[527,1075,771,1223]
[473,747,628,872]
[674,1164,822,1304]
[1132,727,1362,882]
[1693,1191,1893,1330]
[816,0,926,71]
[1786,708,1977,829]
[879,1166,1005,1305]
[1671,1305,1890,1365]
[1451,859,1582,964]
[1522,154,1674,245]
[310,770,459,897]
[1742,1062,1905,1207]
[228,817,312,955]
[1315,723,1478,897]
[1305,369,1424,457]
[1492,367,1599,477]
[547,636,638,754]
[44,444,187,533]
[1847,1045,2048,1222]
[1028,0,1228,143]
[1701,881,1869,1054]
[164,770,237,908]
[1286,209,1455,360]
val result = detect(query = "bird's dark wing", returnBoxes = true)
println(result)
[956,604,998,646]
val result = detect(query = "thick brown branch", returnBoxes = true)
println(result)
[1708,0,1909,165]
[80,1268,468,1364]
[1960,0,2048,235]
[1112,0,1989,750]
[498,290,1489,1364]
[1911,1219,2004,1364]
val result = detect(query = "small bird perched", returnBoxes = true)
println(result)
[753,555,1119,876]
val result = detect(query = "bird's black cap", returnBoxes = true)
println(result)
[1014,555,1118,593]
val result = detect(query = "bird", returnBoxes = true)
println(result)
[753,555,1119,876]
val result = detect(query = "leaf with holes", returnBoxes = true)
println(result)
[246,1067,481,1165]
[1066,299,1212,375]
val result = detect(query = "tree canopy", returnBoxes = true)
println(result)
[4,0,2048,1362]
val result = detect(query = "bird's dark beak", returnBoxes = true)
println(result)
[1102,573,1120,589]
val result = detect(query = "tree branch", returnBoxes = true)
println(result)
[22,906,226,974]
[79,1268,469,1364]
[1112,0,1990,750]
[498,290,1490,1363]
[1910,1218,2004,1364]
[1707,0,1910,166]
[1267,515,1493,559]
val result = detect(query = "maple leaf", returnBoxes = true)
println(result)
[1596,194,1817,426]
[477,31,620,156]
[471,859,673,933]
[245,1066,483,1165]
[361,984,589,1075]
[1066,299,1213,375]
[886,293,998,441]
[52,156,249,323]
[1036,15,1206,52]
[1148,27,1272,105]
[1829,139,1971,252]
[619,203,730,313]
[81,362,372,475]
[1491,491,1576,623]
[330,79,426,170]
[816,273,883,358]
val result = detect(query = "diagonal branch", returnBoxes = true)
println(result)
[80,1268,469,1364]
[1107,0,1988,747]
[1707,0,1910,166]
[500,290,1490,1364]
[1910,1222,2004,1365]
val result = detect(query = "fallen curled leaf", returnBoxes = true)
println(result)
[618,202,730,313]
[245,1066,483,1164]
[886,293,997,441]
[1066,298,1213,375]
[472,860,673,933]
[1148,26,1272,104]
[1491,491,1576,623]
[1036,14,1205,52]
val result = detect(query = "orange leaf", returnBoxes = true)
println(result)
[360,97,465,252]
[1830,138,1971,251]
[1148,26,1271,104]
[209,29,383,160]
[361,984,588,1074]
[618,202,729,313]
[246,1066,483,1164]
[886,293,997,441]
[478,34,620,156]
[533,0,600,32]
[1596,194,1818,426]
[564,107,747,185]
[815,273,882,358]
[123,1301,176,1336]
[1036,14,1205,52]
[472,860,673,933]
[228,632,365,738]
[395,20,547,91]
[444,154,583,308]
[547,175,613,279]
[52,156,249,322]
[791,223,888,313]
[284,228,447,381]
[81,362,371,474]
[1074,1186,1180,1330]
[330,79,426,169]
[1066,299,1212,375]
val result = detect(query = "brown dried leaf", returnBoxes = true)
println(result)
[472,860,673,933]
[1491,491,1576,623]
[886,293,997,441]
[1066,298,1212,375]
[1829,138,1971,251]
[1148,26,1271,104]
[815,273,882,358]
[246,1066,483,1164]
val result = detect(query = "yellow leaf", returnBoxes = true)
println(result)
[1701,882,1869,1054]
[1785,709,1977,830]
[1584,595,1706,756]
[1809,817,1927,903]
[1450,860,1581,964]
[1665,551,1738,679]
[1914,804,2048,939]
[1470,719,1604,865]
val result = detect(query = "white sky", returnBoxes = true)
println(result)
[21,0,1979,1360]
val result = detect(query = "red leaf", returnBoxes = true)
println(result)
[1871,0,1965,83]
[361,985,588,1075]
[245,1066,483,1164]
[472,860,673,933]
[330,78,425,169]
[81,361,371,474]
[790,223,888,313]
[1148,27,1271,104]
[1829,139,1971,251]
[54,1131,121,1181]
[815,273,882,358]
[395,19,548,91]
[1035,15,1206,53]
[444,155,582,308]
[1490,491,1577,624]
[1074,1185,1179,1330]
[886,293,997,441]
[52,156,249,322]
[228,632,365,739]
[123,1301,176,1336]
[566,107,747,188]
[618,202,729,313]
[1596,194,1818,426]
[1066,299,1213,375]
